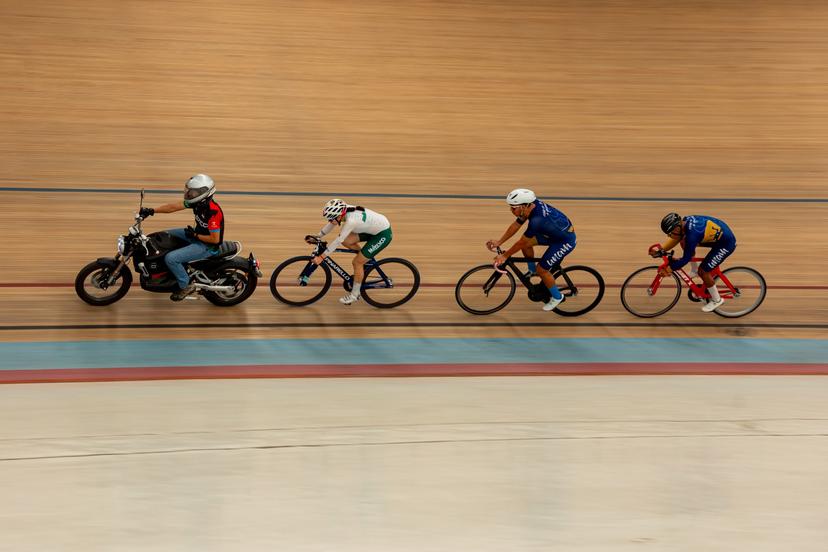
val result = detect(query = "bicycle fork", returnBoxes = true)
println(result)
[483,270,505,295]
[298,262,319,286]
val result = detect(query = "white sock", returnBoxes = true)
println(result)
[690,262,699,276]
[352,281,362,297]
[707,285,721,302]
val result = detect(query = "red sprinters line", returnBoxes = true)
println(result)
[1,362,827,384]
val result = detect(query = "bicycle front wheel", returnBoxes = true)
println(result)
[713,266,767,318]
[361,258,421,308]
[269,256,332,306]
[551,265,605,317]
[620,266,681,318]
[455,264,516,315]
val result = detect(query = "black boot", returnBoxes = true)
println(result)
[170,283,196,301]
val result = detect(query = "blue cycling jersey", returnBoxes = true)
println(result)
[523,200,574,242]
[670,215,736,270]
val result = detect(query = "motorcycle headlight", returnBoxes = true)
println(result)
[117,236,126,255]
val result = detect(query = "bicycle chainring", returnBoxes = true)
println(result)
[527,283,551,303]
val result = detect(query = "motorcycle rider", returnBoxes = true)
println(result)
[138,174,224,300]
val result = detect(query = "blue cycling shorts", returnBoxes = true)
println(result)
[536,234,577,271]
[701,238,736,273]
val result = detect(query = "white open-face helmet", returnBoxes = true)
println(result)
[322,198,348,221]
[184,174,215,205]
[506,188,536,206]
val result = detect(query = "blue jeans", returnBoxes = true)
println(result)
[164,228,217,289]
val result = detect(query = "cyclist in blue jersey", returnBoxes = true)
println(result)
[650,212,737,312]
[488,188,576,311]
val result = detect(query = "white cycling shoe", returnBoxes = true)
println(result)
[542,296,563,311]
[339,293,361,305]
[701,297,725,312]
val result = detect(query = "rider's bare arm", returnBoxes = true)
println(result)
[650,235,681,257]
[502,235,535,258]
[488,220,524,250]
[145,200,218,245]
[152,201,186,214]
[200,231,221,245]
[661,236,680,251]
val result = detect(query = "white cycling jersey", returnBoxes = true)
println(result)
[320,207,390,255]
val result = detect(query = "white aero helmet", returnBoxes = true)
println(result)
[506,188,536,206]
[184,174,215,205]
[322,198,348,221]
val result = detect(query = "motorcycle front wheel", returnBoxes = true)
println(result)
[75,260,133,306]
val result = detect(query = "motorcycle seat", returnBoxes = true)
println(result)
[214,240,242,259]
[189,241,241,268]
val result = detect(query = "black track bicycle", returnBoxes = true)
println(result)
[269,236,420,308]
[455,247,605,316]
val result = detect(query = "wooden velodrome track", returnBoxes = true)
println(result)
[2,3,828,550]
[0,0,826,344]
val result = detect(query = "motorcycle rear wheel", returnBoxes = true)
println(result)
[203,261,259,307]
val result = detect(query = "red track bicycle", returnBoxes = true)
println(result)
[620,247,766,318]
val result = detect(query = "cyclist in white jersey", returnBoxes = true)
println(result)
[308,199,393,305]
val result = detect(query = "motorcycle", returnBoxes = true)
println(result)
[74,190,263,307]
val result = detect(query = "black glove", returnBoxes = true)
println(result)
[305,234,320,244]
[139,207,154,218]
[185,226,198,240]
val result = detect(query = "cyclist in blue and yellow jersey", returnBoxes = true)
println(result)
[650,213,737,313]
[488,188,576,312]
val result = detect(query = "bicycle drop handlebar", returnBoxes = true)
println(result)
[303,235,358,255]
[492,246,507,273]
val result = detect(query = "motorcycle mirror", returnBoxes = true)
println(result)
[134,189,146,224]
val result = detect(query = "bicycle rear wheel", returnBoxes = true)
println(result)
[361,258,421,308]
[455,264,516,315]
[713,266,767,318]
[269,256,332,306]
[620,266,681,317]
[551,265,605,317]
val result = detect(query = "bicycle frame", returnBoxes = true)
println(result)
[298,240,392,290]
[489,248,579,297]
[652,254,740,300]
